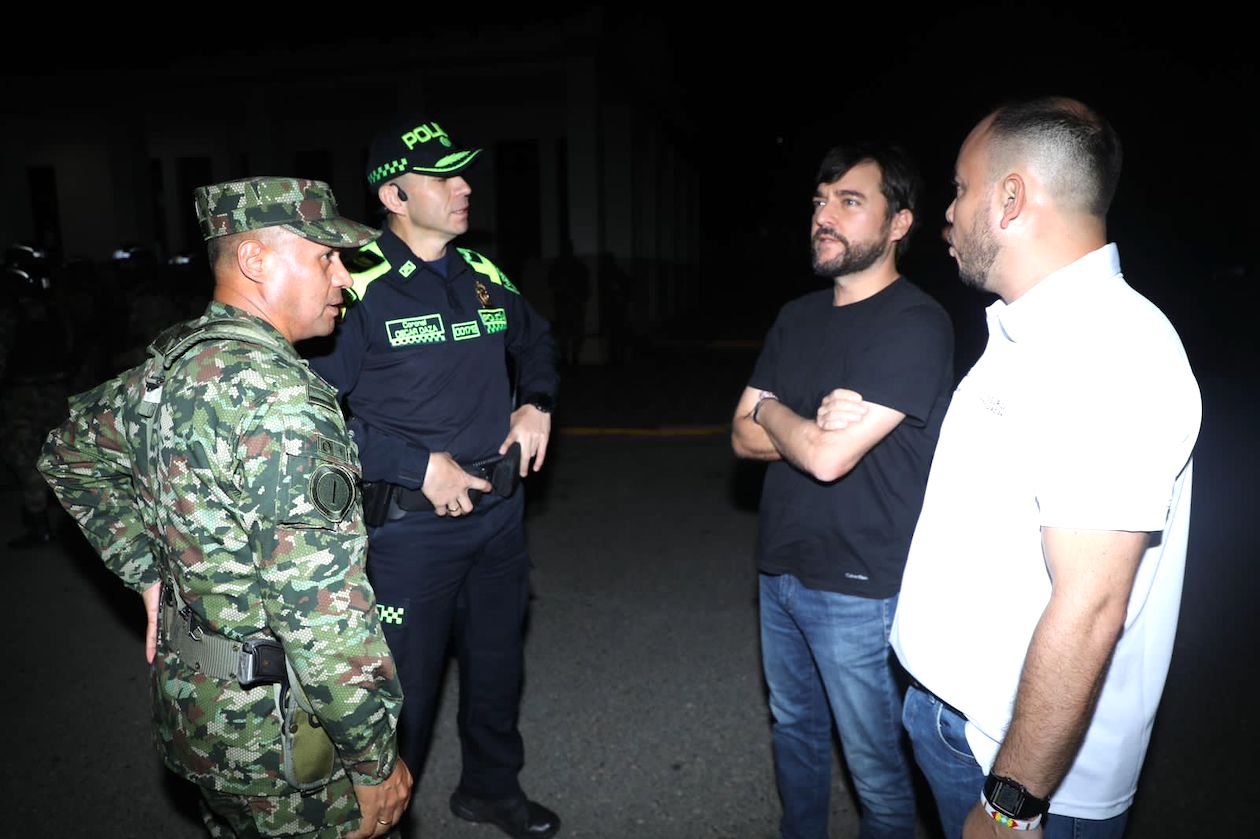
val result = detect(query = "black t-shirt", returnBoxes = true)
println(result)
[750,279,954,598]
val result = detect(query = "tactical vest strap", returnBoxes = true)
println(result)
[147,318,286,373]
[143,318,307,699]
[136,318,285,419]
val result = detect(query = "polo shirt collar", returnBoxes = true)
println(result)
[988,243,1121,343]
[377,228,451,281]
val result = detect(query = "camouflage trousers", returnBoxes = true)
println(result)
[0,381,69,512]
[199,772,389,838]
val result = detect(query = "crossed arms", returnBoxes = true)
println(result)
[731,386,906,481]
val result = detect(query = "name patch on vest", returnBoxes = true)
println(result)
[387,315,446,347]
[478,308,507,334]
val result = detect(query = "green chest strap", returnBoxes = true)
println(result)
[136,318,286,420]
[138,320,328,768]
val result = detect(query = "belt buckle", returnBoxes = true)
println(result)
[178,604,204,641]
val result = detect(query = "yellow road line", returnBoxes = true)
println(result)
[559,425,731,438]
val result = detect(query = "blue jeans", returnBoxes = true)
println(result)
[901,685,1129,839]
[759,573,915,839]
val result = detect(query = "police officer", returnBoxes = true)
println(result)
[39,177,412,837]
[308,118,561,839]
[1,243,72,548]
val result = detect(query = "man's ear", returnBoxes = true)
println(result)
[998,174,1026,230]
[888,208,913,244]
[236,237,268,284]
[378,181,406,215]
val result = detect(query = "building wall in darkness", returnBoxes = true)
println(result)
[2,12,698,339]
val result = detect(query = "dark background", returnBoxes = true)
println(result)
[6,9,1256,378]
[673,7,1256,379]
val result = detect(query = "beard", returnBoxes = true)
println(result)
[953,212,1000,292]
[810,224,891,279]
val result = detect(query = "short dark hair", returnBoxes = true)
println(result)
[205,235,230,269]
[987,97,1123,217]
[815,143,923,260]
[205,227,281,271]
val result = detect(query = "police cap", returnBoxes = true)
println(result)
[365,118,482,186]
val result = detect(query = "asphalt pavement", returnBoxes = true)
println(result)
[0,343,1252,837]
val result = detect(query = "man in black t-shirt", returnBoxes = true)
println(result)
[731,144,954,839]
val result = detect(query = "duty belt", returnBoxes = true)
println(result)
[361,442,522,527]
[157,575,336,791]
[159,578,286,688]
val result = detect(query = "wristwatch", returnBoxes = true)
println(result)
[751,391,777,424]
[982,773,1049,830]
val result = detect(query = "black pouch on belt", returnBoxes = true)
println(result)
[365,443,522,516]
[361,482,394,528]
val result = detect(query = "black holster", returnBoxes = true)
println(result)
[361,442,522,525]
[362,481,396,528]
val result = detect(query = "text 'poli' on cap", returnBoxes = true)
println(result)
[365,120,482,186]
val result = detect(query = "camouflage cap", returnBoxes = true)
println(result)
[193,177,379,247]
[366,118,482,186]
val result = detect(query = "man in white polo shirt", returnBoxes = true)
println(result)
[890,97,1201,839]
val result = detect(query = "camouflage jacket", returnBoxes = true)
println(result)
[38,301,402,796]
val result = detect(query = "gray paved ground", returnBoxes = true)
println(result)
[0,349,1251,837]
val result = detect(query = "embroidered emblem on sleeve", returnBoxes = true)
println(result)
[309,463,356,522]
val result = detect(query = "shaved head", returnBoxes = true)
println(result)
[983,96,1122,218]
[206,226,284,272]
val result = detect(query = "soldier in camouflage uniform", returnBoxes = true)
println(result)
[0,244,72,548]
[38,177,412,838]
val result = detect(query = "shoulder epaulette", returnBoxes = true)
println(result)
[344,241,392,308]
[306,379,340,413]
[457,247,519,294]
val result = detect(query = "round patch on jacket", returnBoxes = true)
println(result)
[310,464,356,522]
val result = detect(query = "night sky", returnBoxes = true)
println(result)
[664,7,1256,374]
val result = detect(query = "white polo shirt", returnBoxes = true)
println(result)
[890,244,1201,819]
